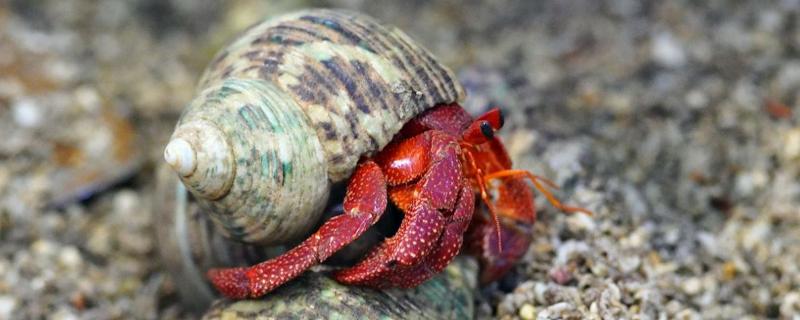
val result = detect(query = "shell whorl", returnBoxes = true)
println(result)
[168,79,330,245]
[165,9,464,245]
[200,9,465,181]
[165,120,234,199]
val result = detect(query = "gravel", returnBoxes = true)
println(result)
[1,0,799,319]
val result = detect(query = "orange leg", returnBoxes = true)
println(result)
[461,148,504,251]
[483,169,593,216]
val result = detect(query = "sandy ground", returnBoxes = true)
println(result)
[1,0,799,319]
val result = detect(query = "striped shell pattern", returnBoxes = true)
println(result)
[164,9,465,246]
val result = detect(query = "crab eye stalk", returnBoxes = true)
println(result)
[464,108,504,145]
[463,120,494,144]
[480,121,495,139]
[477,108,504,131]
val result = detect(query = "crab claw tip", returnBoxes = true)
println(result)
[208,267,252,299]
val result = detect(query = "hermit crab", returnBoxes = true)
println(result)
[162,9,589,300]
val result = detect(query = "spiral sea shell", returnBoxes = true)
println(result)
[163,9,464,246]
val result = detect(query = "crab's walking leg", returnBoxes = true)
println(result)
[207,161,388,299]
[483,169,593,216]
[334,134,464,286]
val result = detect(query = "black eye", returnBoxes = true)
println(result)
[480,121,494,139]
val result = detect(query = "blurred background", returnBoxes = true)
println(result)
[1,0,799,318]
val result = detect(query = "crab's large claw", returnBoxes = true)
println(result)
[382,185,474,288]
[333,132,471,287]
[207,161,388,299]
[465,211,533,284]
[465,173,537,283]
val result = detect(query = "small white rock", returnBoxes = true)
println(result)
[534,282,549,304]
[780,292,800,318]
[555,241,590,265]
[12,98,43,128]
[0,296,17,319]
[519,304,537,320]
[735,169,770,196]
[590,261,609,277]
[782,128,800,160]
[622,185,648,217]
[682,277,703,296]
[536,302,575,320]
[566,213,595,233]
[74,86,102,112]
[113,190,148,226]
[742,219,770,251]
[685,89,709,109]
[618,255,641,274]
[50,306,79,320]
[87,224,112,256]
[674,308,702,320]
[31,240,56,258]
[58,246,83,270]
[651,32,686,67]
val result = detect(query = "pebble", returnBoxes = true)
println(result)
[73,86,102,112]
[674,308,701,320]
[741,219,770,251]
[519,304,536,320]
[3,1,800,319]
[543,141,587,184]
[533,282,549,304]
[58,246,83,270]
[651,32,687,67]
[31,240,57,258]
[566,213,595,234]
[780,292,800,318]
[622,185,648,217]
[50,307,79,320]
[735,170,769,197]
[720,262,737,281]
[536,302,578,320]
[113,190,139,217]
[590,261,609,277]
[681,277,703,296]
[12,98,43,128]
[605,92,634,114]
[554,241,590,265]
[685,90,709,109]
[549,266,574,285]
[782,128,800,160]
[621,226,650,248]
[775,62,800,92]
[0,296,18,319]
[618,255,641,274]
[86,224,112,256]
